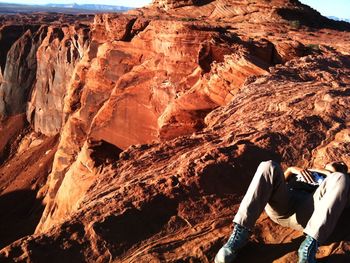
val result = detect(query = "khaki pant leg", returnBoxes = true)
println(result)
[234,160,293,230]
[303,172,350,243]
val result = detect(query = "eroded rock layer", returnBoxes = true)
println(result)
[0,0,350,262]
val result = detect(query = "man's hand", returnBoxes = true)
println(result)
[284,166,302,180]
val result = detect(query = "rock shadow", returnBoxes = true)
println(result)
[198,143,281,196]
[318,254,350,263]
[193,0,214,7]
[236,236,304,262]
[0,189,44,249]
[277,8,350,32]
[89,139,123,167]
[325,207,350,244]
[92,194,178,258]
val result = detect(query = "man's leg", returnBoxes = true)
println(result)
[304,172,350,243]
[215,160,293,263]
[234,160,292,229]
[297,172,350,263]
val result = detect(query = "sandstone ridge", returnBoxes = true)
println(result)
[0,1,350,262]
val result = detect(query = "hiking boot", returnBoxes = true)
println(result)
[298,235,318,263]
[214,224,250,263]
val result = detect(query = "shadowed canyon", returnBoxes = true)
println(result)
[0,0,350,262]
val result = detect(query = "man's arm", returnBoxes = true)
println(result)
[308,168,332,176]
[285,166,332,184]
[284,166,302,180]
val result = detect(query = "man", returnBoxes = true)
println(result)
[215,160,349,263]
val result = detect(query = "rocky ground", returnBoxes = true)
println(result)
[0,0,350,262]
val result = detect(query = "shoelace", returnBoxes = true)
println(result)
[226,226,246,248]
[299,236,318,263]
[303,240,317,256]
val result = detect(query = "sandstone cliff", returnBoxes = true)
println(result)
[0,0,350,262]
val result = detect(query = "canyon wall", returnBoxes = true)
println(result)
[27,24,90,136]
[0,25,42,117]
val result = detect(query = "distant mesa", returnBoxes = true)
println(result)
[44,3,133,11]
[0,2,133,14]
[327,16,350,23]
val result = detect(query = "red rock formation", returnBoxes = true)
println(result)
[0,0,350,262]
[0,25,35,75]
[0,11,92,255]
[2,50,350,262]
[0,26,47,117]
[35,13,280,234]
[27,24,90,136]
[0,14,93,120]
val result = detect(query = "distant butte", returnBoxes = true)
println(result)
[0,0,349,262]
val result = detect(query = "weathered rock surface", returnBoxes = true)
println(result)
[27,24,90,135]
[0,26,46,117]
[0,0,350,262]
[2,49,350,262]
[0,14,93,120]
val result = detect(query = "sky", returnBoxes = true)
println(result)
[300,0,349,19]
[0,0,348,18]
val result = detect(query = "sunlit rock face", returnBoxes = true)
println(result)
[36,10,282,235]
[88,19,269,147]
[1,0,350,262]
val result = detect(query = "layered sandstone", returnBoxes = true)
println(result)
[2,48,350,262]
[36,12,280,234]
[0,13,92,251]
[0,0,350,262]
